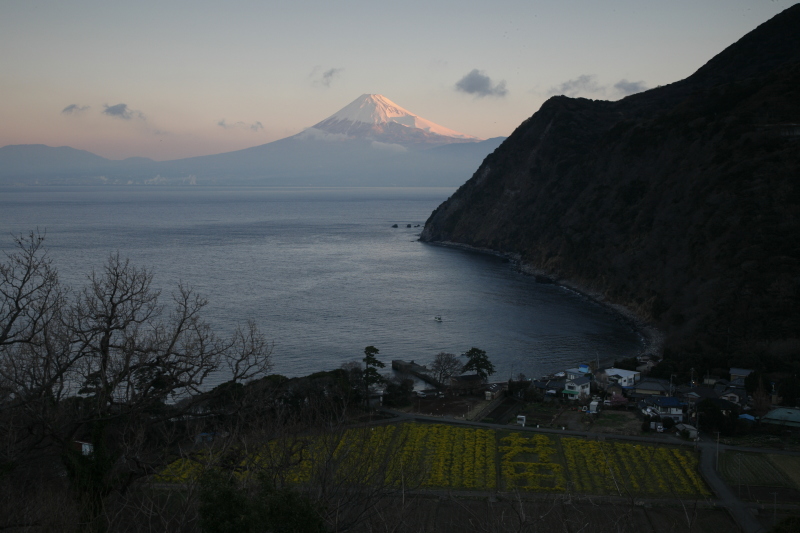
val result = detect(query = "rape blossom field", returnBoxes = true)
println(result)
[159,423,710,498]
[559,437,710,496]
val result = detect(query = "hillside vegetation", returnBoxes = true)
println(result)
[421,6,800,374]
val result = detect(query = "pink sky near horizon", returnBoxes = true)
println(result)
[1,0,795,161]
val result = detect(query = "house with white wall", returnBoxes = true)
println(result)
[563,376,591,400]
[641,397,685,422]
[606,368,640,387]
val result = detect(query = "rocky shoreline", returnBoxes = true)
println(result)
[422,239,664,360]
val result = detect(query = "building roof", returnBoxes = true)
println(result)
[720,389,748,404]
[636,378,670,392]
[452,374,483,383]
[762,408,800,427]
[569,376,591,386]
[729,368,753,377]
[565,368,591,376]
[652,397,684,407]
[533,379,565,390]
[702,397,740,411]
[604,368,640,378]
[681,386,720,401]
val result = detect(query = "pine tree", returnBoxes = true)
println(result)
[362,345,385,406]
[462,347,495,381]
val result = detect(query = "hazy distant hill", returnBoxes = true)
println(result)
[0,95,504,187]
[421,6,800,371]
[0,145,160,185]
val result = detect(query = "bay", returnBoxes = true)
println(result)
[0,186,643,384]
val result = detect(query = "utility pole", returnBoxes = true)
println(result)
[693,409,701,449]
[772,492,778,526]
[737,453,741,497]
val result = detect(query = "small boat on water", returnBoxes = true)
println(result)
[434,315,442,322]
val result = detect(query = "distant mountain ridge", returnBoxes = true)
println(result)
[0,95,500,187]
[0,144,159,184]
[421,5,800,371]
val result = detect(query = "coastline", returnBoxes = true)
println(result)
[422,240,664,362]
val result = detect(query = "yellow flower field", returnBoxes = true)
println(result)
[560,437,710,496]
[158,423,710,498]
[499,433,565,491]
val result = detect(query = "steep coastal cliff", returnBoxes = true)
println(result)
[421,6,800,371]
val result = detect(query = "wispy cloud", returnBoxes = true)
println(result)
[61,104,90,115]
[296,127,348,142]
[614,79,648,96]
[102,103,145,120]
[370,141,406,153]
[547,75,648,98]
[548,75,603,97]
[455,69,507,98]
[217,119,264,132]
[310,66,344,88]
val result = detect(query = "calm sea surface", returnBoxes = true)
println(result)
[0,186,643,384]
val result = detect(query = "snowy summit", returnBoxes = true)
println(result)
[306,94,482,149]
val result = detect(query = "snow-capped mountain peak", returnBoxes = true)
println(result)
[307,94,481,149]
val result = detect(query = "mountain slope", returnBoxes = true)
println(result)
[309,94,479,149]
[421,6,800,371]
[167,95,490,184]
[0,95,497,186]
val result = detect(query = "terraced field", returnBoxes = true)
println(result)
[719,452,800,489]
[159,423,711,498]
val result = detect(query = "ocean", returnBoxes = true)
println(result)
[0,186,643,384]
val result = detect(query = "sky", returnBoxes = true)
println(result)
[1,0,796,161]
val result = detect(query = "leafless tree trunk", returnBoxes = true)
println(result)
[0,234,274,531]
[430,352,462,387]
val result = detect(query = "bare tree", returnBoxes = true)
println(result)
[430,352,463,387]
[0,236,273,531]
[0,231,63,350]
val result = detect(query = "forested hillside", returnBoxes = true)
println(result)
[421,6,800,374]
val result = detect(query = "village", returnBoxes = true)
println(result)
[389,355,800,443]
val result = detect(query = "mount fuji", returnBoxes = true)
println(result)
[0,94,505,187]
[304,94,480,149]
